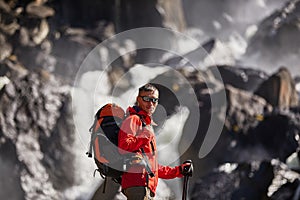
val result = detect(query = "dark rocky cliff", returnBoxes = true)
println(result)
[0,65,75,199]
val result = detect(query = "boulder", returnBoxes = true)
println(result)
[255,67,299,109]
[190,161,274,200]
[250,108,300,162]
[191,160,300,200]
[225,84,272,135]
[26,0,55,18]
[209,65,268,92]
[0,33,12,61]
[271,180,300,200]
[0,5,19,36]
[51,31,98,81]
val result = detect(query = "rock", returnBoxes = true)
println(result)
[225,84,272,135]
[31,18,50,45]
[243,0,300,75]
[15,45,56,73]
[26,0,55,18]
[209,65,268,92]
[231,161,274,200]
[18,27,30,46]
[164,37,246,68]
[0,0,11,13]
[0,139,25,200]
[114,0,161,32]
[178,67,300,189]
[269,159,300,198]
[250,108,300,162]
[0,10,20,35]
[191,160,300,200]
[88,21,116,41]
[177,67,228,184]
[203,39,239,66]
[271,180,300,200]
[15,17,50,46]
[0,75,10,90]
[0,70,75,199]
[0,33,12,61]
[37,52,57,71]
[157,0,186,32]
[255,67,299,109]
[191,161,273,200]
[51,32,98,81]
[0,57,29,79]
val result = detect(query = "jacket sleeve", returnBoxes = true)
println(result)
[158,164,183,179]
[118,115,151,153]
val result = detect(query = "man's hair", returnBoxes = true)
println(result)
[138,83,158,94]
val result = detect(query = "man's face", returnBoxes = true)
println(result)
[136,90,159,116]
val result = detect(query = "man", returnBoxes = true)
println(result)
[118,83,191,200]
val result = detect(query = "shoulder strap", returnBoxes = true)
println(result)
[86,132,94,158]
[89,117,98,133]
[138,115,147,127]
[87,114,100,157]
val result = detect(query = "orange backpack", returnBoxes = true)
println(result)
[87,103,128,182]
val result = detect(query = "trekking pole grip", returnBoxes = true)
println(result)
[182,160,193,177]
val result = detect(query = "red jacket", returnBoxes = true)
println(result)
[118,106,182,195]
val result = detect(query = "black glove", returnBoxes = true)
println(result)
[180,160,193,177]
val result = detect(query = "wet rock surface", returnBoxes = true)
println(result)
[0,67,75,199]
[191,160,300,200]
[255,67,299,109]
[243,0,300,75]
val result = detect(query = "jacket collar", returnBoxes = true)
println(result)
[127,106,153,125]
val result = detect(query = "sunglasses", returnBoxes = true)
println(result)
[139,96,159,103]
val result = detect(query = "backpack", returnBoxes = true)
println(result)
[87,103,129,184]
[86,103,154,190]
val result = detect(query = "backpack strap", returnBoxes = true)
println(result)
[102,176,107,193]
[86,115,99,157]
[86,132,96,158]
[139,116,147,127]
[150,141,155,156]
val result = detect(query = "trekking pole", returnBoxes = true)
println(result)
[182,160,193,200]
[140,148,155,177]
